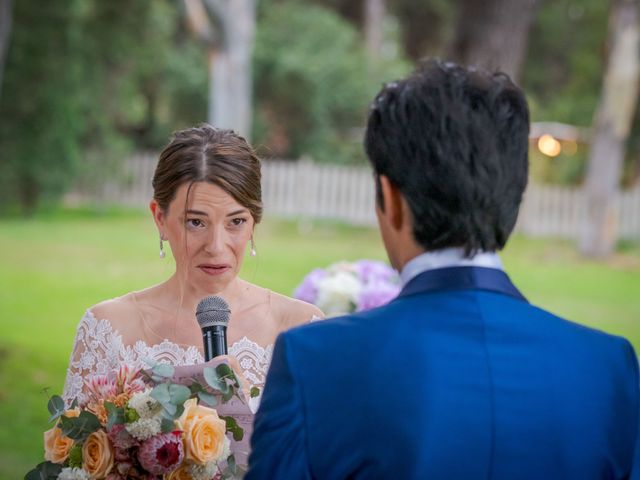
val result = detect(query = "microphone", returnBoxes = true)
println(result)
[196,296,230,361]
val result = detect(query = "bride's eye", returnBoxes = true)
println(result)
[186,218,204,228]
[230,218,247,227]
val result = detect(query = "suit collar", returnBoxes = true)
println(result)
[398,266,528,303]
[400,248,504,286]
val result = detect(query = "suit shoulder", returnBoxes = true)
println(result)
[509,296,638,363]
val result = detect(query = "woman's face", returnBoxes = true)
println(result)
[151,181,255,293]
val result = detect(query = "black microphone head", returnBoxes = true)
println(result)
[196,296,230,329]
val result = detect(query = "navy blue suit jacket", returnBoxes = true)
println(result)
[247,267,640,479]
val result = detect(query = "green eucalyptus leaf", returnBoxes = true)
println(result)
[25,461,63,480]
[216,363,233,378]
[59,411,102,442]
[203,367,223,391]
[105,402,125,430]
[152,363,175,379]
[222,388,234,403]
[151,384,170,404]
[197,391,217,406]
[168,403,185,421]
[189,382,204,395]
[220,415,244,442]
[167,384,190,405]
[47,395,65,423]
[163,402,177,416]
[160,417,175,433]
[228,454,237,473]
[250,387,260,398]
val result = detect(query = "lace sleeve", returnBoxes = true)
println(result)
[62,311,120,407]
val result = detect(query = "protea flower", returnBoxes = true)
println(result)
[137,431,184,475]
[86,375,118,402]
[116,365,146,395]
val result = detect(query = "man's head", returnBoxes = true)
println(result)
[364,59,530,270]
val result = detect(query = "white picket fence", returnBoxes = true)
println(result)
[69,153,640,241]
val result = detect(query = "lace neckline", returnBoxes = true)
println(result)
[63,310,274,407]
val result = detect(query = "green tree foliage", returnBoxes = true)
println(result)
[0,0,209,213]
[253,1,409,163]
[523,0,609,124]
[0,0,85,213]
[522,0,609,185]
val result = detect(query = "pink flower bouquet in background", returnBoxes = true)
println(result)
[27,362,253,480]
[294,260,401,316]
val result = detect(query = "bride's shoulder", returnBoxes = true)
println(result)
[268,290,325,330]
[84,293,140,334]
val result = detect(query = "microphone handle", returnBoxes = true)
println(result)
[203,326,228,361]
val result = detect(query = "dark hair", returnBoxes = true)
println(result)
[152,125,263,223]
[364,59,530,256]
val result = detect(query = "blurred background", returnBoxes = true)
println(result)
[0,0,639,477]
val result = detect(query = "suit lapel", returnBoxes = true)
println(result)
[398,266,528,303]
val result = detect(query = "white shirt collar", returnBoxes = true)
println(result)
[400,248,504,286]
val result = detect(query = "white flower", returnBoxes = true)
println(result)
[189,460,219,480]
[58,467,90,480]
[128,389,161,419]
[316,270,361,316]
[125,416,163,440]
[220,435,231,460]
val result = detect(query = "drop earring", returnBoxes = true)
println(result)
[250,237,257,257]
[159,235,166,259]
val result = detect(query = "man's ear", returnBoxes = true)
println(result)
[379,175,404,231]
[149,200,166,238]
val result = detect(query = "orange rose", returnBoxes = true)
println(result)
[176,398,227,465]
[164,464,192,480]
[43,409,80,464]
[82,429,114,479]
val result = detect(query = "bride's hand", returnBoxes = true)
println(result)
[170,355,251,400]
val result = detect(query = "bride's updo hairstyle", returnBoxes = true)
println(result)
[152,124,263,223]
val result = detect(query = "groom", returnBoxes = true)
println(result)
[247,60,640,479]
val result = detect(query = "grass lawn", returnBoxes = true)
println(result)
[1,209,638,478]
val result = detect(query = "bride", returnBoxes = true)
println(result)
[62,124,323,466]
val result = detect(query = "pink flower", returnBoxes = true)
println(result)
[108,424,138,450]
[137,431,184,475]
[116,365,147,395]
[86,374,118,402]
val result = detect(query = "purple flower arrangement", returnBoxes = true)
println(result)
[294,260,400,316]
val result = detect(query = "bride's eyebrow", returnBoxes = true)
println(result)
[227,209,248,217]
[185,209,208,216]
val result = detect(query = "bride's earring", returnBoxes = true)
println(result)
[250,237,257,257]
[159,235,166,259]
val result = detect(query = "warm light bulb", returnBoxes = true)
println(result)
[537,134,562,157]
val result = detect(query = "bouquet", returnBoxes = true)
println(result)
[294,259,401,316]
[27,361,256,480]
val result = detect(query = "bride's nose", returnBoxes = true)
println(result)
[203,226,226,254]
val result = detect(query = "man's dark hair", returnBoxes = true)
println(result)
[364,59,530,256]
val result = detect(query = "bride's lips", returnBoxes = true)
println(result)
[197,264,231,276]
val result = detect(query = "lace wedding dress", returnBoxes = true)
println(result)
[62,309,291,468]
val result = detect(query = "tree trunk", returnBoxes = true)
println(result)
[0,0,12,97]
[447,0,539,81]
[203,0,255,140]
[364,0,385,59]
[580,0,640,257]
